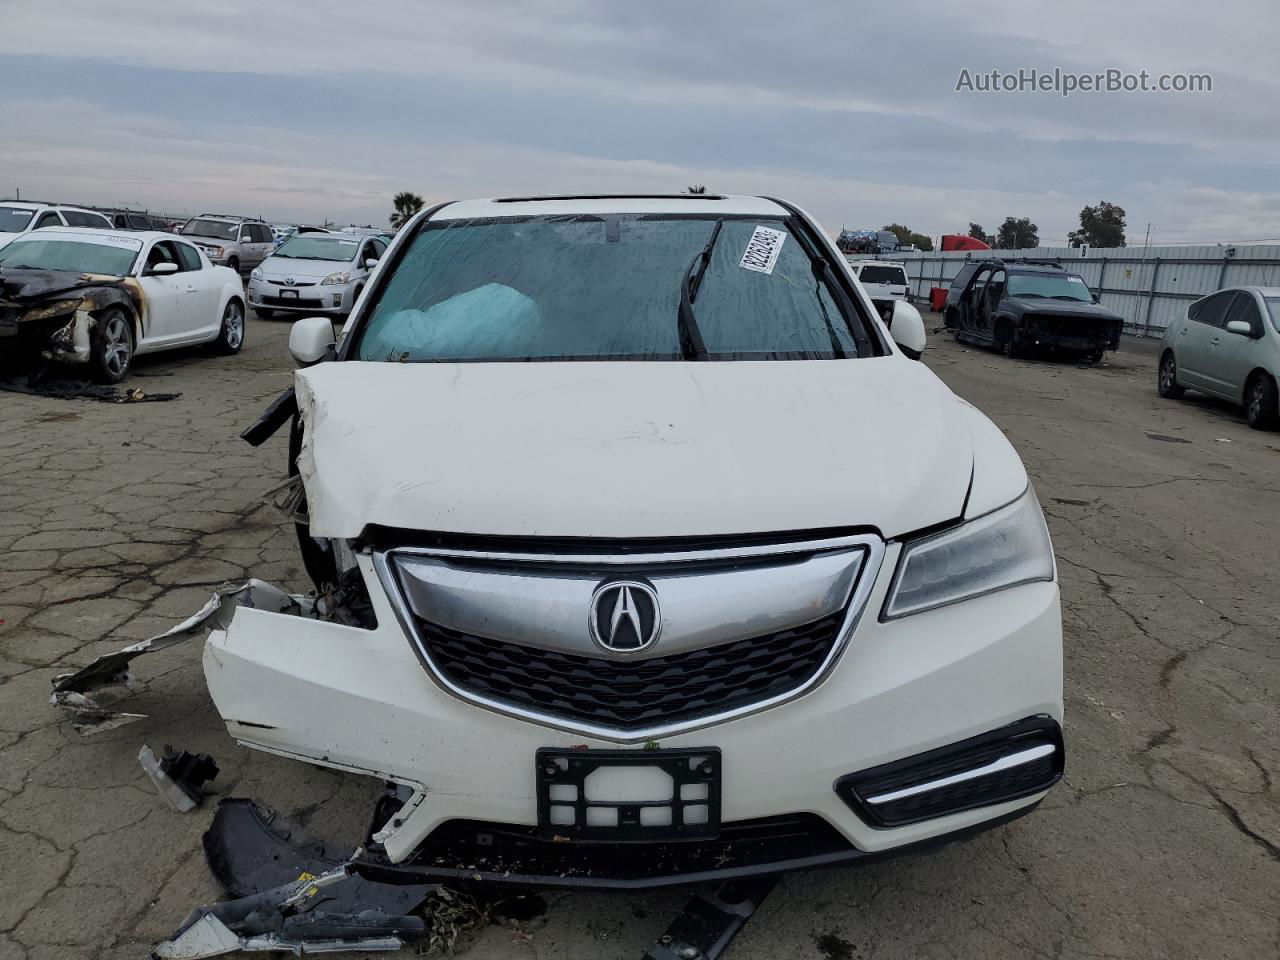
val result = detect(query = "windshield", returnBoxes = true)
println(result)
[274,235,359,261]
[859,265,907,285]
[181,219,238,240]
[1265,298,1280,334]
[354,215,869,362]
[0,206,35,232]
[1007,272,1093,301]
[0,236,141,275]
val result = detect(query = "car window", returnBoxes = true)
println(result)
[113,214,129,228]
[275,235,361,261]
[0,206,36,231]
[371,239,387,258]
[1193,290,1236,328]
[1006,272,1091,302]
[1263,297,1280,335]
[62,210,113,228]
[129,215,150,230]
[182,219,238,240]
[34,211,63,229]
[356,214,869,363]
[0,236,141,275]
[144,240,182,273]
[1224,291,1262,335]
[858,265,907,284]
[175,242,203,271]
[966,267,993,299]
[948,264,979,293]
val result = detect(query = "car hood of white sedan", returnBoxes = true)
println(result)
[0,231,19,249]
[293,357,1011,541]
[260,257,349,281]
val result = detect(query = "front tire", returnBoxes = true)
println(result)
[89,308,134,383]
[1245,372,1279,430]
[212,299,245,355]
[227,256,240,275]
[1157,351,1185,399]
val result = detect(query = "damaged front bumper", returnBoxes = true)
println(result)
[0,299,94,366]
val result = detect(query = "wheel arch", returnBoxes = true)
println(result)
[1243,366,1275,403]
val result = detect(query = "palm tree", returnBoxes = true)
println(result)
[388,191,425,229]
[686,184,707,195]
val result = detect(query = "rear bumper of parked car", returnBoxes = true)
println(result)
[247,278,353,315]
[202,544,1064,884]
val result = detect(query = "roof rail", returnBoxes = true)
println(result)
[493,193,727,203]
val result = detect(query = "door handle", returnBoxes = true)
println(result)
[1179,328,1188,336]
[185,286,198,294]
[1209,337,1220,346]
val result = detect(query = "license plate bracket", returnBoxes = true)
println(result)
[535,747,721,843]
[280,288,299,299]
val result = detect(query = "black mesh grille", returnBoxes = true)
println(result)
[417,612,846,728]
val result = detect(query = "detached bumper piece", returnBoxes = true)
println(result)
[835,715,1064,828]
[153,798,436,958]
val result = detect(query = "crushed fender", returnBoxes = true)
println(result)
[51,580,312,733]
[153,798,436,958]
[139,745,219,812]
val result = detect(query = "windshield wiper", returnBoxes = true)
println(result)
[677,220,722,360]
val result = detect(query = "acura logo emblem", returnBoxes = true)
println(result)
[589,580,661,654]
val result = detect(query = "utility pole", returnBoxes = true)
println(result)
[1143,222,1151,249]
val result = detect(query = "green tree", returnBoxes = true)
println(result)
[388,191,425,229]
[996,216,1039,250]
[880,224,932,251]
[1068,201,1126,248]
[968,222,993,246]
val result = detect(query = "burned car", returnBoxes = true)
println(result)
[0,228,245,381]
[58,195,1060,906]
[944,259,1122,362]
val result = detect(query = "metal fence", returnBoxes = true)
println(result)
[878,244,1280,338]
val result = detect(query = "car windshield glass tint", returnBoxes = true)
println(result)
[0,238,140,275]
[181,219,238,240]
[1265,297,1280,334]
[0,207,36,231]
[355,215,863,362]
[859,266,906,284]
[1007,273,1092,301]
[274,236,359,261]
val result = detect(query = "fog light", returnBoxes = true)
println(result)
[332,294,343,307]
[835,715,1064,828]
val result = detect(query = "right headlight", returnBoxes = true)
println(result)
[883,486,1054,619]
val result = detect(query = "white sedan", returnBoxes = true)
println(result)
[0,228,246,382]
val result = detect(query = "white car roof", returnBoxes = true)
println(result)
[848,259,907,268]
[433,195,790,220]
[13,226,173,245]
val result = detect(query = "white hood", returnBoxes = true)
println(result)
[295,357,1014,541]
[0,231,19,249]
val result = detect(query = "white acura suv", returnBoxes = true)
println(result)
[212,194,1063,886]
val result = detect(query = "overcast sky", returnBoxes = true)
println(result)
[3,0,1278,245]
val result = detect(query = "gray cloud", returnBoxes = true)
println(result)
[2,0,1278,243]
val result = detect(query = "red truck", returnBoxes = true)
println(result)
[940,234,992,252]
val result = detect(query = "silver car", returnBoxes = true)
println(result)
[179,215,276,273]
[247,232,386,319]
[1158,286,1280,429]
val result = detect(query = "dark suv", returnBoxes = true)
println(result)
[944,259,1123,361]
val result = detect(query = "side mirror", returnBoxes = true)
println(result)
[150,262,180,276]
[289,317,336,366]
[364,258,379,269]
[889,299,927,359]
[1225,319,1253,337]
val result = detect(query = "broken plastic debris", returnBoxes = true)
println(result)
[139,745,219,813]
[153,797,437,957]
[50,580,313,734]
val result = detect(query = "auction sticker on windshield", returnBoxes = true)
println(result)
[739,225,786,275]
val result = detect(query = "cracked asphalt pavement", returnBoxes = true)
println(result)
[1,313,1277,959]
